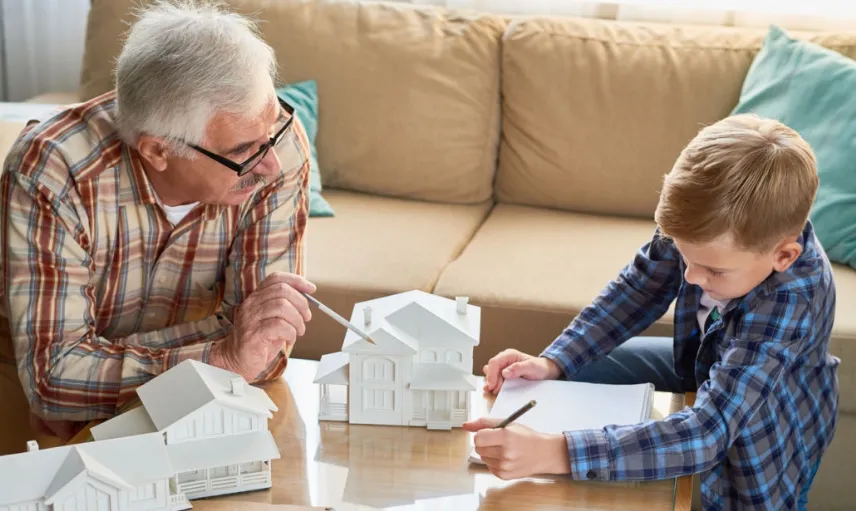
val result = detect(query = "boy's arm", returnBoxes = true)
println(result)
[561,292,810,481]
[541,231,682,377]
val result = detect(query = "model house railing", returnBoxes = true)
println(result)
[324,402,347,415]
[177,462,272,496]
[169,493,190,510]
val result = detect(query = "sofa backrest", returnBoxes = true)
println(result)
[81,0,506,205]
[496,17,856,218]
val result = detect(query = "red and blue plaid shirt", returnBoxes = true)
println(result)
[543,222,839,510]
[0,91,310,421]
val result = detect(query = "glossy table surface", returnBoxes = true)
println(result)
[201,359,688,511]
[2,358,693,510]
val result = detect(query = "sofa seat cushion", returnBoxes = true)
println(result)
[1,93,83,163]
[294,189,492,361]
[0,121,26,164]
[831,264,856,414]
[434,204,856,413]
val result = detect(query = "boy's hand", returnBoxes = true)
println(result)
[482,349,562,394]
[463,417,571,479]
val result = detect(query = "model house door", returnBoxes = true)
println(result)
[353,355,403,425]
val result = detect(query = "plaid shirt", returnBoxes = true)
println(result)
[0,91,309,421]
[542,222,839,510]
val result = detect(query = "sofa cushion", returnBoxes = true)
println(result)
[81,0,505,204]
[497,17,856,218]
[434,204,856,412]
[294,189,492,361]
[731,26,856,270]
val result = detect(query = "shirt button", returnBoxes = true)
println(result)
[586,470,597,480]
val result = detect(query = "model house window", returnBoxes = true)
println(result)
[235,415,254,433]
[363,389,394,410]
[420,350,437,362]
[445,350,463,364]
[363,356,395,381]
[172,419,197,441]
[203,408,225,436]
[131,482,157,501]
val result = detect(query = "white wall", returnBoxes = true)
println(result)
[0,0,90,101]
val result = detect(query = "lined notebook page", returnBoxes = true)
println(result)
[486,378,655,434]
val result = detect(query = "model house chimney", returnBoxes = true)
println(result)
[26,440,39,452]
[456,296,468,314]
[230,377,245,396]
[364,306,372,325]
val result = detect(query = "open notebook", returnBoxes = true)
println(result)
[469,378,655,465]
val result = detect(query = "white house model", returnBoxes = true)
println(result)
[0,433,177,511]
[313,290,480,430]
[89,359,281,505]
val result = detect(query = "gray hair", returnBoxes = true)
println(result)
[115,0,277,157]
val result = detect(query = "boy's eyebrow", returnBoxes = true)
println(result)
[679,254,730,273]
[699,263,730,273]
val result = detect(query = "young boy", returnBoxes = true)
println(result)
[464,114,839,510]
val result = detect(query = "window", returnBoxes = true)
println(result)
[130,482,157,501]
[445,350,463,364]
[420,350,437,362]
[203,408,225,436]
[363,389,394,410]
[363,356,395,381]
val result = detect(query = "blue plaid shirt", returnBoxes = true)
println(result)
[542,222,839,510]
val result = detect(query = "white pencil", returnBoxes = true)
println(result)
[302,292,376,345]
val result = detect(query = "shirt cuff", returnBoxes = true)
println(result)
[564,429,612,481]
[539,345,577,379]
[163,341,213,371]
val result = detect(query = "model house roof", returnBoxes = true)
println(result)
[410,363,478,391]
[342,290,480,351]
[136,359,278,431]
[0,432,172,505]
[314,351,350,385]
[92,359,278,441]
[90,405,157,441]
[167,430,280,473]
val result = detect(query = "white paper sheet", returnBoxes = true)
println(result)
[469,378,655,465]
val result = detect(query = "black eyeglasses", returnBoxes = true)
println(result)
[188,97,295,177]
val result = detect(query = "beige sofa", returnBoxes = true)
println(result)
[1,0,854,507]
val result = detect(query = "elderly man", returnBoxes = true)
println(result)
[0,1,313,439]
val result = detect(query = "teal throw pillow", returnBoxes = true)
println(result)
[731,25,856,269]
[276,80,334,217]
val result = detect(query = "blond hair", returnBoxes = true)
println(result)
[654,114,818,252]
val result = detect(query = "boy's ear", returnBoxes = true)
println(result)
[772,240,803,272]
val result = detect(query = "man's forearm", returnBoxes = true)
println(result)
[19,315,232,421]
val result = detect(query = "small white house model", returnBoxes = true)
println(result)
[0,432,178,511]
[90,359,280,503]
[313,290,480,430]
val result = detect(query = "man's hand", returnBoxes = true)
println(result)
[463,417,570,479]
[482,349,562,394]
[210,272,315,381]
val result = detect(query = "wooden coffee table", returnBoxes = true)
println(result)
[64,358,694,510]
